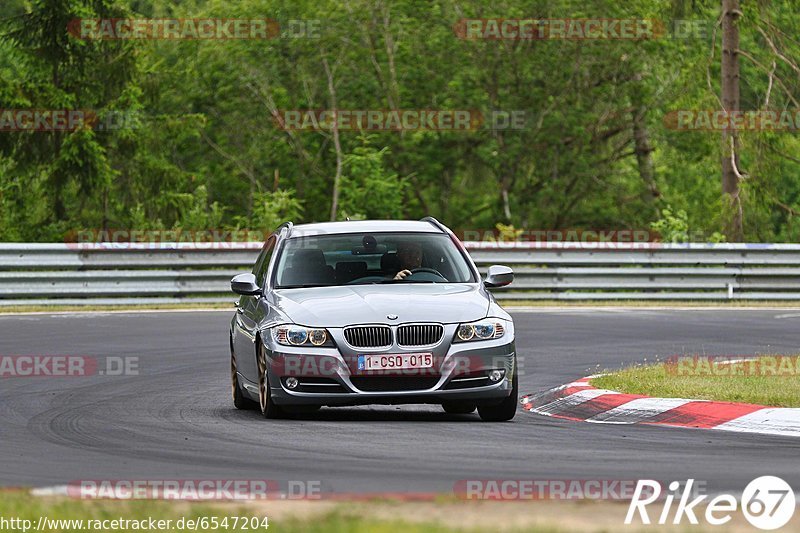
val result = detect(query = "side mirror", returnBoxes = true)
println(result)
[484,265,514,288]
[231,273,261,296]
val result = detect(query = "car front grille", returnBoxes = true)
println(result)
[396,324,443,346]
[344,326,392,348]
[349,376,440,392]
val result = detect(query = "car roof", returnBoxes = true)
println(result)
[287,220,443,237]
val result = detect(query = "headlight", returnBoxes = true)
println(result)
[454,319,506,343]
[273,325,335,347]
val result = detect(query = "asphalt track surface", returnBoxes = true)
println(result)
[1,309,798,495]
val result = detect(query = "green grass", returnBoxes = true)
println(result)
[0,491,771,532]
[592,357,800,407]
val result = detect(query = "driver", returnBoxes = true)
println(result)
[392,242,423,280]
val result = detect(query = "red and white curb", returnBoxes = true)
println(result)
[521,377,800,438]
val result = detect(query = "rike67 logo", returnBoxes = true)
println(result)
[626,477,796,530]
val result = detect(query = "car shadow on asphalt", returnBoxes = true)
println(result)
[227,407,495,422]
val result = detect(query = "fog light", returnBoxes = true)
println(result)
[488,370,504,382]
[285,377,299,389]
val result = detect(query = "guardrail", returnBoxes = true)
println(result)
[1,242,800,305]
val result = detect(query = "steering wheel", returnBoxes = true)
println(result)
[409,267,447,279]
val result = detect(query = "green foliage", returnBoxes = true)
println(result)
[652,206,726,243]
[651,207,690,243]
[0,0,799,242]
[495,223,524,242]
[170,185,225,231]
[247,189,304,232]
[339,141,405,220]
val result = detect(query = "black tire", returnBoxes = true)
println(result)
[441,402,477,414]
[231,340,256,410]
[257,342,284,419]
[477,372,518,422]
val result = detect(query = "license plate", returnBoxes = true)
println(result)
[357,353,433,371]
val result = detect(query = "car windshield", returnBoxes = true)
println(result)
[274,232,475,288]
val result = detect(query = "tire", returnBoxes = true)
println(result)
[257,342,284,419]
[231,340,256,410]
[441,401,477,414]
[477,372,518,422]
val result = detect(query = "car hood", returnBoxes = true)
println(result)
[272,283,489,327]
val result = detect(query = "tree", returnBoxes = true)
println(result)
[721,0,743,239]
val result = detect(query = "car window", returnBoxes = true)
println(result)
[274,232,475,288]
[253,236,276,287]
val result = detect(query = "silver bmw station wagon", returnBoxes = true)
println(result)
[229,217,518,421]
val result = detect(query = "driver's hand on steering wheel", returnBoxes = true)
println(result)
[393,269,412,280]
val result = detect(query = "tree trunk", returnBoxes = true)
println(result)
[631,73,660,212]
[323,58,343,221]
[721,0,743,239]
[501,187,512,222]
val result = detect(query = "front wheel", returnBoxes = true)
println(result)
[257,343,284,419]
[477,373,518,422]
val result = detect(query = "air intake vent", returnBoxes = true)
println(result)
[350,376,439,392]
[397,324,443,346]
[344,326,392,348]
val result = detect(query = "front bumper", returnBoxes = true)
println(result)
[242,328,516,407]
